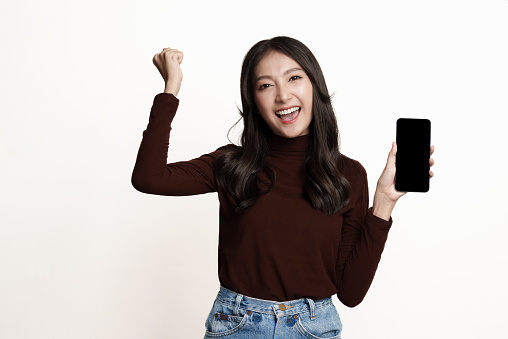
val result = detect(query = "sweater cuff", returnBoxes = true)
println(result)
[148,93,180,126]
[154,92,179,106]
[366,207,392,231]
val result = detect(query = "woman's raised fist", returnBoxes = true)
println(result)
[153,48,184,97]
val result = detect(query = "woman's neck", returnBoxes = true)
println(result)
[268,133,311,153]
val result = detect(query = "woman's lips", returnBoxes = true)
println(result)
[276,108,301,123]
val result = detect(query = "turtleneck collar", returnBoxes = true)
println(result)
[268,133,311,153]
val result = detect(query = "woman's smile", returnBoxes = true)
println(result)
[275,106,301,123]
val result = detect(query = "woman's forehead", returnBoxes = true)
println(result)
[254,51,303,79]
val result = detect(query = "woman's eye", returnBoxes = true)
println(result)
[259,84,271,90]
[289,75,302,81]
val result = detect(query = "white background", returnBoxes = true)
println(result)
[1,0,507,338]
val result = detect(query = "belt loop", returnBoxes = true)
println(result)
[234,293,243,315]
[306,298,316,320]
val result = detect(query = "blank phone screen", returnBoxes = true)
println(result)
[395,118,431,192]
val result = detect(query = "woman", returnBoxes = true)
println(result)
[132,36,435,338]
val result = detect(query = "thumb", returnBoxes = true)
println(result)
[387,142,396,167]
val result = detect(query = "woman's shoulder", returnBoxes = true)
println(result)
[339,153,367,183]
[216,144,240,151]
[208,144,241,158]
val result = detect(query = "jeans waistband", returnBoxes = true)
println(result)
[216,285,333,319]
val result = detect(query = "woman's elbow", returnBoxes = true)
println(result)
[338,293,365,308]
[131,173,154,194]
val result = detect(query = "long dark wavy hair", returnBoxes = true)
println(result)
[215,36,351,215]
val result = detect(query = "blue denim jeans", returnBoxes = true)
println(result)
[203,286,342,339]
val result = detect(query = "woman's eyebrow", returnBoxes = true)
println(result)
[284,67,303,75]
[255,68,303,82]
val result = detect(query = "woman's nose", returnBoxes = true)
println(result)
[276,84,292,102]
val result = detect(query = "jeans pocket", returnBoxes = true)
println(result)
[204,300,249,338]
[295,303,342,339]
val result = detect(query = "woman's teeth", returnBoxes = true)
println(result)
[276,107,300,116]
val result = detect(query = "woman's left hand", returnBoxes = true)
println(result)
[372,143,435,220]
[375,142,435,203]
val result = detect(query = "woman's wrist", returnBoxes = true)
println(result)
[164,83,179,97]
[372,191,396,221]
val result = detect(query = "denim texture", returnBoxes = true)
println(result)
[204,286,342,339]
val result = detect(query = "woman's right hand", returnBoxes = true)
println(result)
[153,47,184,97]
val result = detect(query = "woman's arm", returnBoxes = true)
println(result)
[336,144,435,307]
[335,161,392,307]
[131,93,220,196]
[131,48,221,196]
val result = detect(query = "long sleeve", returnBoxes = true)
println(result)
[131,104,393,302]
[335,160,392,307]
[131,93,221,196]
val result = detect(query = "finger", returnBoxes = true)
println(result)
[386,142,396,167]
[153,51,165,64]
[159,49,183,64]
[391,141,397,159]
[153,53,160,66]
[429,170,434,178]
[430,145,435,156]
[152,54,163,72]
[174,51,184,64]
[158,49,177,60]
[152,55,161,71]
[389,141,396,157]
[429,158,435,167]
[161,48,180,55]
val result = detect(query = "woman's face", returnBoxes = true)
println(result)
[253,51,313,138]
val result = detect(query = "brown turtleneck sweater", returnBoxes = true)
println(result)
[132,93,393,306]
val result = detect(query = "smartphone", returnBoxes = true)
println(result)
[395,118,431,192]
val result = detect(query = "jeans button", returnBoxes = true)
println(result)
[279,304,286,311]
